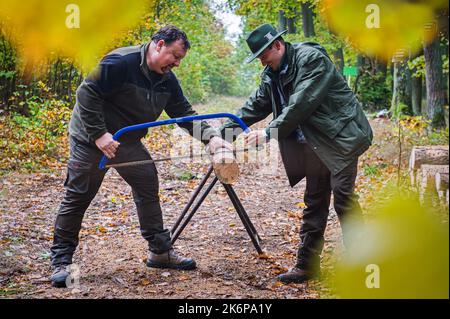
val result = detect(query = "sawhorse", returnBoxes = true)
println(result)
[170,165,263,254]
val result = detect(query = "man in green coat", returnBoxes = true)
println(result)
[221,24,373,284]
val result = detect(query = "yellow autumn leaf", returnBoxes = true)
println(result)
[97,226,107,233]
[0,0,154,73]
[140,279,150,286]
[296,202,306,208]
[257,253,273,260]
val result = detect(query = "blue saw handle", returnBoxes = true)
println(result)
[98,112,250,169]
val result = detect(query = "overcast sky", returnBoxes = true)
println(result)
[208,0,243,45]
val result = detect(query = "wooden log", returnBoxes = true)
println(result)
[211,147,239,184]
[419,164,449,200]
[409,145,449,171]
[435,172,449,192]
[420,165,449,190]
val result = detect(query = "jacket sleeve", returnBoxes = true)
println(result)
[164,78,220,144]
[219,82,272,141]
[266,56,333,140]
[76,54,127,142]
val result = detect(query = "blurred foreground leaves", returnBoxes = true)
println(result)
[333,189,448,298]
[320,0,448,61]
[0,0,152,73]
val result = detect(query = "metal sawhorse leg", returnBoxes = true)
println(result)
[170,165,263,254]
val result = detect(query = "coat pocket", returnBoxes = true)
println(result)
[333,119,368,156]
[307,110,349,140]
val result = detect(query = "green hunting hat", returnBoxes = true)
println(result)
[245,24,287,63]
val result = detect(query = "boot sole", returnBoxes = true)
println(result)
[278,275,310,284]
[51,280,68,288]
[278,273,319,284]
[146,260,197,271]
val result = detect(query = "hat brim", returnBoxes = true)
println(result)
[245,29,288,63]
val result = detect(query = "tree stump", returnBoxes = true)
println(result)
[211,147,239,185]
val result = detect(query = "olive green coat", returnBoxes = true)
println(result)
[221,42,373,186]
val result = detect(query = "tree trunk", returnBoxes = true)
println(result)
[374,57,387,76]
[278,10,287,32]
[52,58,60,93]
[56,62,63,98]
[391,59,412,115]
[67,64,74,103]
[0,30,17,111]
[354,55,366,93]
[301,2,315,37]
[411,73,423,116]
[408,48,424,116]
[285,7,298,34]
[423,34,447,127]
[77,72,84,88]
[333,47,344,74]
[287,16,296,34]
[444,105,449,128]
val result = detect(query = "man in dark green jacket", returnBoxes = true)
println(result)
[50,26,232,287]
[221,24,373,284]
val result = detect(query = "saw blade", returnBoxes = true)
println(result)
[104,147,262,169]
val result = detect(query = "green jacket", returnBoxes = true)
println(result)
[221,42,373,186]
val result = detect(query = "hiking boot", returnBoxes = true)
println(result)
[277,267,319,284]
[50,264,70,288]
[146,249,196,270]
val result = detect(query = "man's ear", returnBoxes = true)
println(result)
[275,40,282,51]
[156,40,165,52]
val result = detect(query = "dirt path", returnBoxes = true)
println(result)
[1,99,350,299]
[0,160,342,299]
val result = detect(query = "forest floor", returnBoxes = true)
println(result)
[0,96,421,299]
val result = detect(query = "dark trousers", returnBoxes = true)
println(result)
[50,137,172,266]
[297,144,363,271]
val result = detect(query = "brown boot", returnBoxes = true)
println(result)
[277,267,318,284]
[146,249,196,270]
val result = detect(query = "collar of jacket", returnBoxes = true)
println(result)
[261,42,296,87]
[140,42,170,85]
